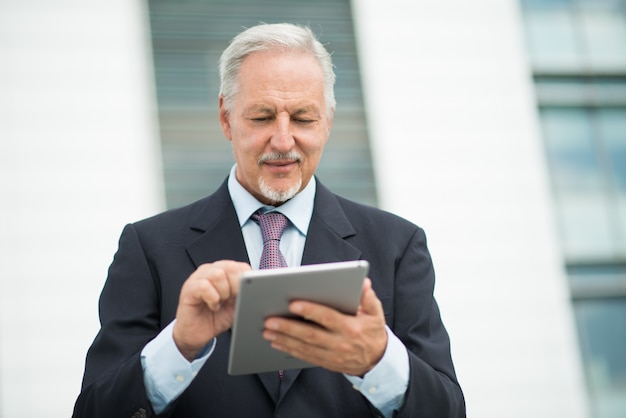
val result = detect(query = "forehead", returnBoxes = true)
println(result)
[235,50,326,110]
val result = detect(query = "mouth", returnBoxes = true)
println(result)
[258,152,301,173]
[262,160,299,177]
[264,159,297,167]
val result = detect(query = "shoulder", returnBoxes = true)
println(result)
[127,180,233,245]
[322,182,422,228]
[131,195,208,231]
[315,181,425,241]
[339,194,416,225]
[339,195,426,240]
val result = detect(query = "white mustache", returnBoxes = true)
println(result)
[258,151,302,164]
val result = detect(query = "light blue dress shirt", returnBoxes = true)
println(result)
[141,165,409,416]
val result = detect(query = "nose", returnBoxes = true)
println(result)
[270,113,295,151]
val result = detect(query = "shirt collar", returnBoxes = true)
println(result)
[227,164,315,236]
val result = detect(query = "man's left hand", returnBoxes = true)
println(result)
[262,278,388,376]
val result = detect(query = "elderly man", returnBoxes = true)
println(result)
[73,23,465,418]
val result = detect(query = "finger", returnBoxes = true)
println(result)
[184,265,227,310]
[186,261,251,310]
[263,317,373,375]
[263,319,334,365]
[265,317,330,347]
[287,299,347,332]
[196,275,227,311]
[357,278,384,317]
[213,260,251,296]
[286,278,381,329]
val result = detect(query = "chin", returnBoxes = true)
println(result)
[258,177,302,204]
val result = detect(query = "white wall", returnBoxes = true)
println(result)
[0,1,164,417]
[352,0,589,416]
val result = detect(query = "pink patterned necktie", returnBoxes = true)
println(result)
[252,211,290,381]
[252,211,289,270]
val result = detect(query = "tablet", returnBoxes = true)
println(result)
[227,260,369,375]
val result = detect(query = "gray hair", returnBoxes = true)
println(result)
[219,23,336,117]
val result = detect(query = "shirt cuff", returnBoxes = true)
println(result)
[343,326,409,418]
[140,320,215,414]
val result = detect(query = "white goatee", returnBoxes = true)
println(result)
[257,151,302,203]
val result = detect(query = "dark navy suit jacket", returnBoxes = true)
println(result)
[73,179,465,418]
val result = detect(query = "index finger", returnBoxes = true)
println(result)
[287,299,346,331]
[208,260,252,296]
[187,260,251,307]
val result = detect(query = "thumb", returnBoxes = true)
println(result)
[358,278,383,316]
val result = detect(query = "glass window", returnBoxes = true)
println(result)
[556,194,615,258]
[539,105,626,259]
[521,0,573,8]
[535,77,588,104]
[521,2,626,416]
[568,263,626,296]
[598,109,626,253]
[580,12,626,70]
[617,193,626,255]
[541,108,603,191]
[597,109,626,190]
[540,106,626,259]
[535,76,626,106]
[591,78,626,106]
[523,0,626,72]
[523,10,582,69]
[574,298,626,418]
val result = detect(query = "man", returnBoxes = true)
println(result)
[73,23,465,418]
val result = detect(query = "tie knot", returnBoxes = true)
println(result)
[252,211,290,243]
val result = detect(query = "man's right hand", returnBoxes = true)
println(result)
[173,260,251,361]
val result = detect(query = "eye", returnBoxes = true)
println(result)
[250,116,273,123]
[293,118,315,124]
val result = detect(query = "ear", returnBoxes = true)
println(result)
[324,108,334,142]
[219,95,232,141]
[327,108,334,135]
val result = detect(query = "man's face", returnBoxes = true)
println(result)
[219,50,333,205]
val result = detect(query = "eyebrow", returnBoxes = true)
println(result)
[291,106,320,116]
[244,104,321,115]
[245,105,274,114]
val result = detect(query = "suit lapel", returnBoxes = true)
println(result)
[185,181,250,267]
[302,181,361,265]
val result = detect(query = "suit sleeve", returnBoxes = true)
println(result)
[392,227,466,418]
[72,224,165,418]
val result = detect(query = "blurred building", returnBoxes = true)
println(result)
[0,0,624,417]
[520,1,626,416]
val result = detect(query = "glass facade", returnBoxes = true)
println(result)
[147,0,377,210]
[521,1,626,417]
